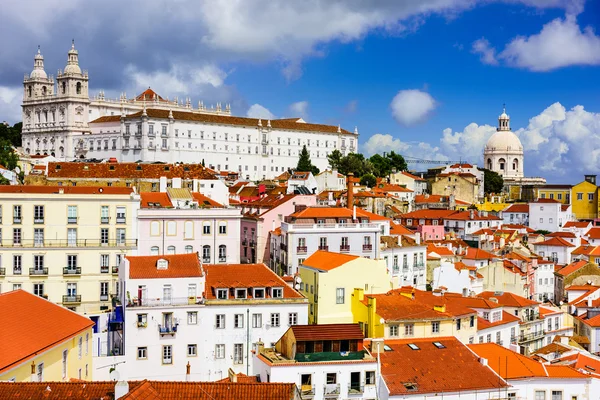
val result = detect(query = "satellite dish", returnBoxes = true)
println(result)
[294,283,300,290]
[109,369,120,381]
[379,317,385,324]
[14,166,20,174]
[295,276,302,284]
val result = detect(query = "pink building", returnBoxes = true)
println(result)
[417,224,445,241]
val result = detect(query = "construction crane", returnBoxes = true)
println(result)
[403,156,468,165]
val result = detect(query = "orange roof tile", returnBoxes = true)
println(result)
[400,209,457,219]
[0,291,94,374]
[572,245,600,256]
[47,162,216,180]
[461,247,497,260]
[533,198,562,203]
[586,227,600,239]
[399,171,426,181]
[556,260,590,277]
[290,324,364,341]
[379,337,507,395]
[301,250,360,271]
[373,183,413,193]
[0,185,133,195]
[504,204,529,213]
[140,192,173,208]
[126,253,203,279]
[203,263,303,300]
[414,194,451,204]
[191,192,223,207]
[548,231,577,238]
[564,221,591,228]
[478,291,539,308]
[427,244,455,256]
[389,223,414,236]
[477,311,520,330]
[534,236,576,247]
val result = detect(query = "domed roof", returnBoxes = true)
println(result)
[30,47,48,79]
[485,131,522,152]
[64,41,82,74]
[30,69,48,79]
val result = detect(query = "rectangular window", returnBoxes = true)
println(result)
[162,345,172,364]
[67,228,77,246]
[215,344,225,359]
[36,362,43,382]
[432,321,440,333]
[272,288,283,298]
[13,205,22,224]
[62,349,68,378]
[116,206,126,223]
[252,313,262,328]
[404,323,414,336]
[219,223,227,234]
[101,206,109,223]
[34,205,44,223]
[100,228,109,245]
[68,205,77,223]
[390,325,399,337]
[233,344,243,364]
[456,318,461,331]
[137,347,147,359]
[33,283,44,296]
[13,228,21,245]
[336,288,345,304]
[116,228,126,245]
[187,311,198,325]
[234,314,244,328]
[366,371,376,385]
[13,255,22,274]
[270,313,280,327]
[288,312,298,326]
[551,391,562,400]
[215,314,225,329]
[68,255,78,269]
[535,391,546,400]
[187,344,197,357]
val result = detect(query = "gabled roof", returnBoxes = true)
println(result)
[192,192,224,207]
[477,311,520,330]
[399,171,426,181]
[478,291,539,308]
[204,263,302,300]
[564,221,591,229]
[532,198,562,203]
[373,183,413,193]
[427,244,455,257]
[585,227,600,239]
[379,337,507,396]
[140,192,173,208]
[126,253,203,279]
[555,260,590,277]
[135,87,166,102]
[461,247,497,260]
[533,237,575,247]
[414,194,450,204]
[504,204,529,213]
[444,211,502,221]
[390,223,414,236]
[400,209,456,219]
[0,291,94,374]
[301,250,360,271]
[572,245,600,256]
[290,324,364,341]
[469,343,587,380]
[547,231,577,238]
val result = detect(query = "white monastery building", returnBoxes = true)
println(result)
[21,45,358,180]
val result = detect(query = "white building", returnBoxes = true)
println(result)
[286,171,318,195]
[484,107,524,181]
[443,210,502,239]
[529,199,573,232]
[380,236,427,290]
[254,324,379,400]
[315,169,346,193]
[532,237,575,266]
[534,260,557,302]
[502,203,529,226]
[432,261,483,296]
[102,254,308,382]
[21,45,358,180]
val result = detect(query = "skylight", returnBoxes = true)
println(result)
[433,342,445,349]
[403,382,417,391]
[407,344,420,350]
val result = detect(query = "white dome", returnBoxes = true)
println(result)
[485,131,522,152]
[63,64,82,74]
[30,69,48,79]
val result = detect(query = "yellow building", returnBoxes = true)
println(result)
[431,172,480,205]
[351,287,477,343]
[0,290,94,382]
[0,186,139,314]
[299,251,392,324]
[476,197,510,213]
[537,184,572,204]
[571,176,598,220]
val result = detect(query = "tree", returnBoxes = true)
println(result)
[386,151,408,173]
[0,122,22,147]
[296,145,320,175]
[360,173,377,188]
[0,175,10,185]
[481,168,504,194]
[338,153,373,178]
[368,151,408,178]
[327,149,343,170]
[0,139,18,171]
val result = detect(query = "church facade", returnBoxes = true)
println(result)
[21,44,358,180]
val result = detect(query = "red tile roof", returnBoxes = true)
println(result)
[400,209,456,219]
[373,183,413,193]
[91,108,354,135]
[203,263,303,300]
[414,194,450,204]
[191,192,224,208]
[290,323,364,341]
[478,291,539,308]
[399,171,426,181]
[586,227,600,239]
[533,236,575,247]
[461,247,496,260]
[379,337,507,396]
[47,162,216,180]
[135,87,166,102]
[504,204,529,213]
[140,192,173,208]
[572,244,600,256]
[0,185,133,195]
[444,211,501,221]
[533,198,562,203]
[477,311,521,330]
[301,250,360,271]
[390,223,414,236]
[564,221,591,228]
[547,231,577,238]
[0,290,94,374]
[126,253,203,279]
[556,260,590,277]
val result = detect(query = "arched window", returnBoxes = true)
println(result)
[150,246,159,255]
[42,86,47,96]
[513,158,519,171]
[76,82,82,94]
[185,245,193,254]
[62,82,66,94]
[184,221,194,239]
[218,245,227,262]
[498,158,506,170]
[167,221,176,235]
[150,221,160,236]
[202,245,211,263]
[487,158,492,170]
[167,245,176,255]
[28,86,32,97]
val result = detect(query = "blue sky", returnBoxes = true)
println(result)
[1,0,599,182]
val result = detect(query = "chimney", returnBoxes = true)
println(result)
[186,362,191,382]
[192,179,200,193]
[172,177,182,189]
[256,340,265,354]
[353,205,357,222]
[328,191,333,203]
[588,297,592,308]
[469,209,474,220]
[347,172,354,209]
[159,176,167,193]
[371,338,385,354]
[415,232,421,245]
[31,361,37,382]
[115,381,129,400]
[228,368,237,382]
[479,357,488,366]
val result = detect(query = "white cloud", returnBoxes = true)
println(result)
[471,37,498,65]
[246,104,275,119]
[440,123,497,162]
[0,86,22,124]
[495,15,600,71]
[390,89,437,126]
[289,101,309,119]
[363,133,449,161]
[125,64,227,95]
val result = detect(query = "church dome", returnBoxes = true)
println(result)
[64,41,82,74]
[30,68,48,79]
[30,47,48,79]
[485,130,522,152]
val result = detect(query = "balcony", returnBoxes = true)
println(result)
[116,217,126,224]
[300,385,315,399]
[297,246,307,254]
[63,295,81,304]
[13,268,22,275]
[202,257,211,263]
[129,296,204,308]
[34,218,44,224]
[218,257,227,263]
[0,239,138,248]
[158,324,178,336]
[100,266,109,274]
[100,294,109,302]
[101,217,109,224]
[339,245,350,252]
[323,383,340,397]
[112,266,119,274]
[519,329,545,343]
[362,244,373,251]
[249,240,256,248]
[318,245,329,251]
[0,267,4,276]
[63,267,82,275]
[13,217,21,224]
[67,217,78,224]
[29,268,48,276]
[347,384,364,395]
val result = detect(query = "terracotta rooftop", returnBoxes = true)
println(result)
[0,185,133,195]
[126,253,203,279]
[461,247,497,260]
[290,324,364,341]
[91,108,354,135]
[398,171,426,181]
[585,227,600,239]
[140,192,173,208]
[390,223,414,236]
[533,198,562,203]
[203,263,303,300]
[301,250,360,271]
[556,260,591,277]
[135,87,166,102]
[414,194,451,204]
[564,221,591,229]
[477,311,521,330]
[547,231,577,238]
[533,236,575,247]
[46,162,216,180]
[0,290,94,375]
[478,291,539,308]
[378,337,507,396]
[504,204,529,213]
[572,245,600,256]
[400,209,457,219]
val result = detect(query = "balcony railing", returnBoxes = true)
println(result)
[362,244,373,251]
[158,325,178,336]
[202,257,211,263]
[297,246,307,253]
[318,245,329,251]
[249,240,256,248]
[13,217,21,224]
[63,267,82,275]
[63,295,81,304]
[112,266,119,274]
[285,222,380,230]
[101,217,109,224]
[300,385,315,399]
[218,257,227,263]
[242,238,248,246]
[324,383,340,396]
[100,266,109,274]
[340,245,350,252]
[30,268,48,276]
[348,384,364,395]
[13,268,22,275]
[519,329,545,343]
[116,217,126,224]
[0,267,4,276]
[0,239,137,248]
[34,218,44,224]
[100,294,109,301]
[128,296,203,308]
[67,217,78,224]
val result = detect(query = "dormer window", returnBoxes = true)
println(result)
[272,287,283,298]
[235,288,247,299]
[316,219,325,225]
[253,288,265,299]
[156,259,168,270]
[216,289,228,299]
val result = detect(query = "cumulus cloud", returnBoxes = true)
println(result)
[246,104,275,119]
[390,90,437,126]
[289,101,309,119]
[363,133,449,161]
[440,123,497,161]
[471,38,498,65]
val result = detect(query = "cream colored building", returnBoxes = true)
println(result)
[0,186,139,314]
